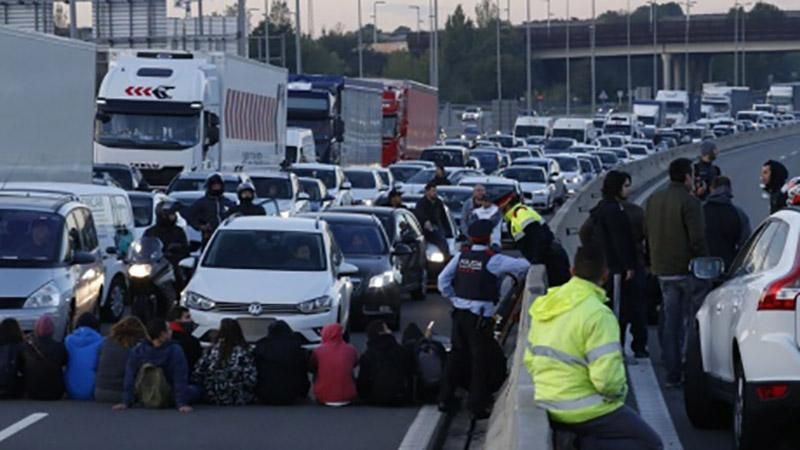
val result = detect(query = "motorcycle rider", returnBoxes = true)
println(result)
[144,201,190,289]
[225,182,267,217]
[186,173,235,245]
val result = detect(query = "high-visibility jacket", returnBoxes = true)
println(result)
[504,203,543,242]
[524,276,627,424]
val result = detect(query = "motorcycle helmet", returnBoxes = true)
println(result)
[155,200,180,224]
[205,173,225,194]
[237,181,257,197]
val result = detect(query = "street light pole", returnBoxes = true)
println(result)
[264,0,271,64]
[526,0,532,115]
[733,4,739,85]
[545,0,551,37]
[433,0,439,88]
[295,0,302,73]
[357,0,364,76]
[737,1,752,86]
[684,0,695,91]
[428,0,434,85]
[565,0,571,116]
[409,5,421,36]
[650,1,658,96]
[372,1,386,44]
[496,0,502,104]
[627,0,632,110]
[590,0,596,114]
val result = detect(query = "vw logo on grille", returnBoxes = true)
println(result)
[248,303,263,316]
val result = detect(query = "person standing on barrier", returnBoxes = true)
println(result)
[495,192,570,287]
[524,246,663,450]
[437,219,529,420]
[693,141,721,201]
[644,158,708,388]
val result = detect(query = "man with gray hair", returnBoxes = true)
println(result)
[460,184,486,237]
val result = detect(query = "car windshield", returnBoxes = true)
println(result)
[95,112,201,150]
[488,136,514,147]
[595,153,619,164]
[377,171,391,186]
[545,139,574,151]
[252,178,293,199]
[345,171,377,189]
[299,180,322,201]
[460,182,514,200]
[169,178,239,193]
[611,149,629,159]
[389,165,424,182]
[553,157,578,171]
[438,190,472,213]
[551,129,585,141]
[406,169,436,184]
[471,152,499,169]
[578,160,593,172]
[0,211,63,265]
[93,167,134,190]
[291,168,337,189]
[514,125,546,138]
[329,222,387,256]
[502,168,546,183]
[421,150,465,167]
[129,195,154,227]
[203,230,326,271]
[509,150,531,161]
[627,146,648,155]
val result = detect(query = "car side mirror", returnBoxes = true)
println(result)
[339,262,359,277]
[392,243,413,257]
[71,251,97,265]
[205,112,220,147]
[690,257,724,280]
[323,194,336,202]
[179,256,197,271]
[105,246,118,256]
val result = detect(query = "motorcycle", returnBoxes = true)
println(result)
[127,237,178,324]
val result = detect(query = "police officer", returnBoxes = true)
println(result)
[144,201,190,287]
[495,192,571,287]
[437,219,530,419]
[225,182,267,217]
[186,173,235,245]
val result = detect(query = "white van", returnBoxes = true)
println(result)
[3,182,136,322]
[551,118,597,143]
[514,116,555,139]
[286,127,317,164]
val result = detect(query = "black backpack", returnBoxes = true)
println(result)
[414,338,446,390]
[368,347,408,405]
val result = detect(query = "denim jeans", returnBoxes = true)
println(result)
[658,275,709,382]
[556,405,663,450]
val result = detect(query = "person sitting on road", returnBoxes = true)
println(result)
[253,320,310,405]
[309,323,359,406]
[21,314,67,400]
[167,307,202,376]
[225,182,266,218]
[357,320,414,406]
[94,317,147,403]
[114,319,200,413]
[64,313,104,400]
[525,246,662,449]
[0,318,25,399]
[192,319,257,406]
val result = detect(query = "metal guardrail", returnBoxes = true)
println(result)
[486,123,800,450]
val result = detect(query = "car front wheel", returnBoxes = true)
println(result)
[101,278,127,323]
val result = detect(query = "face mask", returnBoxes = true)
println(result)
[179,320,197,334]
[240,194,254,204]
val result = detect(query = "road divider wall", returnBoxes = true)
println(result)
[485,124,800,450]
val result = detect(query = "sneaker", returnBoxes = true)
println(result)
[634,350,650,359]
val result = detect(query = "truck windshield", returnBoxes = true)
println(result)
[0,211,63,267]
[383,116,398,139]
[639,117,655,125]
[664,102,685,114]
[767,96,792,106]
[95,112,200,150]
[551,129,585,141]
[514,125,546,138]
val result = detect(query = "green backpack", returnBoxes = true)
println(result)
[134,363,173,409]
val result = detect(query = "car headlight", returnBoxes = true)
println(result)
[298,295,332,314]
[534,189,549,196]
[368,270,396,289]
[426,244,445,263]
[571,176,582,184]
[361,199,374,206]
[24,282,61,308]
[128,263,153,278]
[183,291,216,311]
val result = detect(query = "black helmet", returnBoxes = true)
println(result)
[237,181,256,197]
[155,200,179,225]
[205,172,224,188]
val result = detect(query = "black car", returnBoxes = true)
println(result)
[299,212,407,329]
[93,163,150,191]
[329,206,428,300]
[470,149,505,174]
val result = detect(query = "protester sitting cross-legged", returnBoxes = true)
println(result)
[0,318,25,398]
[113,318,199,412]
[22,314,67,400]
[95,317,147,403]
[193,319,257,406]
[167,306,202,376]
[253,320,310,405]
[64,313,104,400]
[357,320,414,406]
[309,323,359,406]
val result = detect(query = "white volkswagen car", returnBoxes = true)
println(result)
[685,208,800,450]
[181,216,357,345]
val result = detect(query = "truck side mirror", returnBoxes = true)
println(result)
[205,112,220,147]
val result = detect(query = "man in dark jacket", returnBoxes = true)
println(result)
[621,172,650,358]
[167,307,201,376]
[414,183,450,258]
[357,320,414,406]
[114,319,199,413]
[703,176,751,268]
[645,158,708,387]
[21,314,67,400]
[225,182,266,218]
[430,165,451,187]
[693,141,721,201]
[186,173,235,244]
[144,201,190,289]
[762,160,789,214]
[253,321,310,405]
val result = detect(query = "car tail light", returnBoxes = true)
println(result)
[758,260,800,311]
[755,384,789,401]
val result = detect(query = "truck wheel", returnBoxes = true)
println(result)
[733,359,765,450]
[101,278,127,323]
[684,324,726,429]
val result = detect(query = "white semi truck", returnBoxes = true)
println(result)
[701,85,752,119]
[94,50,288,186]
[655,90,690,126]
[1,27,95,183]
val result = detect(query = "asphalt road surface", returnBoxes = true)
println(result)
[632,134,800,450]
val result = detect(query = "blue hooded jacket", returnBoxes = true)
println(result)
[123,340,190,407]
[64,327,104,400]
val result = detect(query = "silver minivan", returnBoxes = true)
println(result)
[0,192,104,339]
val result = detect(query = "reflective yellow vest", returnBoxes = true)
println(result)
[503,203,543,242]
[524,276,627,424]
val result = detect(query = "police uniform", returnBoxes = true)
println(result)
[437,220,529,417]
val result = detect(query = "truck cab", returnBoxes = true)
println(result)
[287,81,338,164]
[655,90,689,126]
[603,114,639,138]
[550,118,596,144]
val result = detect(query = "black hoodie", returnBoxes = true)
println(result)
[253,322,310,405]
[356,333,414,406]
[763,160,789,214]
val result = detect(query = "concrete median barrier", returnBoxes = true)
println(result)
[485,124,800,450]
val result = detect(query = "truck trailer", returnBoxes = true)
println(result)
[701,85,752,119]
[1,27,95,183]
[94,50,288,186]
[377,79,438,165]
[288,75,383,166]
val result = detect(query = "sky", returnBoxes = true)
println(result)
[75,0,797,35]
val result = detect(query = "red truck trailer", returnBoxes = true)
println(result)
[379,80,438,166]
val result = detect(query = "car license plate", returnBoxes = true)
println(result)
[236,318,274,342]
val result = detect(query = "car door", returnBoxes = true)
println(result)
[66,209,103,316]
[396,211,425,287]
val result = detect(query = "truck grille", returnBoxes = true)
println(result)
[139,166,182,187]
[213,301,299,315]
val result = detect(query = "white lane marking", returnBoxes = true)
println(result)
[780,155,787,160]
[398,406,443,450]
[0,413,48,443]
[792,151,798,156]
[628,361,683,449]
